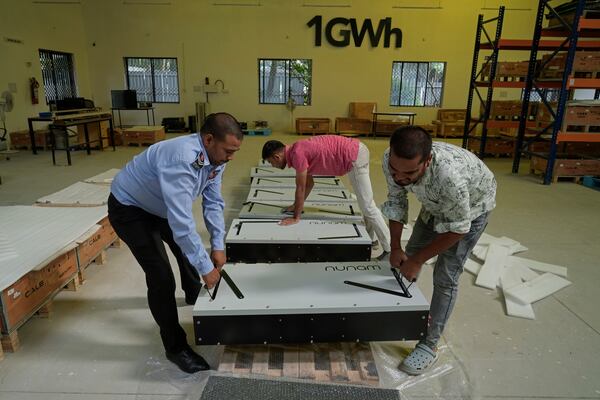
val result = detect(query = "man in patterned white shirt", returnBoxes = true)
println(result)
[381,125,496,375]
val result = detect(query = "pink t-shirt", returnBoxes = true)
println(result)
[286,135,360,176]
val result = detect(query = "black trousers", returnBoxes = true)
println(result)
[107,193,202,353]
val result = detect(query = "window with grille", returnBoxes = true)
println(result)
[125,57,179,103]
[390,61,446,107]
[258,59,312,106]
[39,49,78,104]
[523,88,560,103]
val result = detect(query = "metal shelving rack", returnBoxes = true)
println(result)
[513,0,600,184]
[462,6,556,158]
[462,6,505,158]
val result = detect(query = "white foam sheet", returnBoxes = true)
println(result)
[257,158,272,167]
[0,232,19,263]
[83,168,120,185]
[246,187,353,203]
[464,258,483,275]
[471,245,488,262]
[475,244,509,289]
[226,218,371,245]
[500,265,536,320]
[504,273,572,305]
[476,233,528,254]
[239,200,364,222]
[506,256,568,278]
[250,167,333,178]
[36,181,111,206]
[0,206,108,291]
[193,261,430,316]
[75,225,102,244]
[250,176,345,189]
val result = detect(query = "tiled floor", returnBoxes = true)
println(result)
[0,132,598,399]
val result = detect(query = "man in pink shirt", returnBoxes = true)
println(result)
[261,135,391,256]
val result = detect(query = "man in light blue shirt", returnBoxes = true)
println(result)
[108,112,243,373]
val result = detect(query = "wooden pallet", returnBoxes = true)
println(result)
[0,249,79,353]
[530,155,600,183]
[218,343,378,386]
[76,217,121,285]
[561,124,600,133]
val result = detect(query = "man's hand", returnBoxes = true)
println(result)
[279,217,300,226]
[202,268,221,289]
[389,248,408,268]
[210,250,226,271]
[397,257,423,282]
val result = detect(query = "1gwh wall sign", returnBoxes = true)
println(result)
[307,15,402,48]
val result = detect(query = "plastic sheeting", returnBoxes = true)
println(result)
[139,340,475,400]
[372,341,475,399]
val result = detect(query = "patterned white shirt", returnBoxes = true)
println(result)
[381,142,497,234]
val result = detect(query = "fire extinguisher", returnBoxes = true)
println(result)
[30,77,40,105]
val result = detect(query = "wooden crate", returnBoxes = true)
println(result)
[535,102,558,125]
[335,118,372,135]
[122,126,165,146]
[296,118,331,135]
[218,343,378,386]
[76,217,119,284]
[419,124,437,137]
[482,61,529,82]
[564,141,600,156]
[467,136,515,157]
[531,155,600,182]
[9,129,51,150]
[487,101,539,122]
[0,248,78,347]
[77,120,110,149]
[562,104,600,133]
[432,109,466,138]
[374,120,408,136]
[349,102,376,120]
[539,52,600,80]
[111,128,124,146]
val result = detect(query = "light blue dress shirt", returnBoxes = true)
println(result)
[111,134,225,275]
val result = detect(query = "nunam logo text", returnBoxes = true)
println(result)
[324,264,381,272]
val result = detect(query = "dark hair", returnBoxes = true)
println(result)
[261,140,285,160]
[200,112,243,141]
[389,125,432,162]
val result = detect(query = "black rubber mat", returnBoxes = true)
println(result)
[199,375,400,400]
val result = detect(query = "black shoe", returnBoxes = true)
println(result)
[166,348,210,373]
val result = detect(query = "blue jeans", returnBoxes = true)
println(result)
[406,210,490,349]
